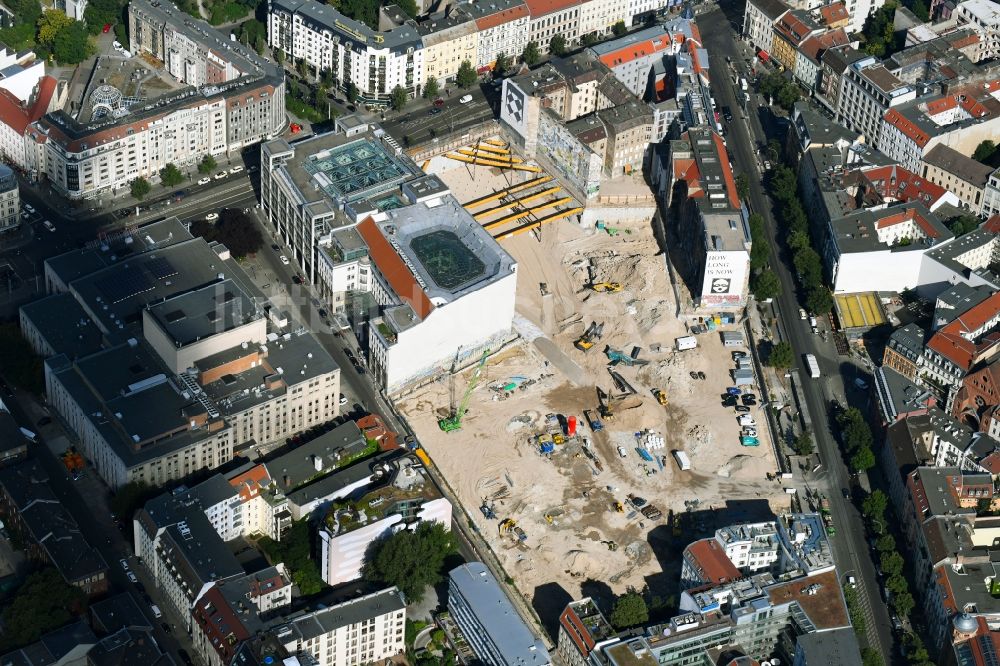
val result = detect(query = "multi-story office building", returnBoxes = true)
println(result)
[25,218,339,489]
[260,121,516,395]
[448,562,551,666]
[268,0,423,104]
[0,163,18,233]
[836,57,916,149]
[319,455,451,586]
[32,0,285,201]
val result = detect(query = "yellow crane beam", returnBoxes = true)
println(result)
[494,207,584,241]
[457,147,522,162]
[471,186,563,221]
[445,152,542,172]
[462,175,553,209]
[481,197,573,231]
[483,138,508,147]
[468,142,511,156]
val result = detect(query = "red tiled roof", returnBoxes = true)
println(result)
[229,464,271,503]
[984,215,1000,233]
[980,451,1000,474]
[524,0,578,17]
[0,75,56,135]
[927,291,1000,370]
[685,539,741,584]
[356,413,400,450]
[773,12,816,47]
[820,2,849,25]
[799,28,848,60]
[950,33,980,49]
[883,108,931,148]
[674,157,702,198]
[474,3,528,30]
[874,207,942,238]
[713,133,741,209]
[860,165,948,206]
[598,35,675,69]
[356,216,434,320]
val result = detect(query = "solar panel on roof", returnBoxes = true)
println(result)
[96,266,154,304]
[146,256,178,280]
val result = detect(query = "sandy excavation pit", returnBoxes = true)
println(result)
[400,154,789,602]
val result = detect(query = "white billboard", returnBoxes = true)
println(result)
[500,79,529,139]
[700,250,748,307]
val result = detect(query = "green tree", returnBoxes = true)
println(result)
[795,429,814,455]
[345,81,359,103]
[83,0,121,35]
[949,214,980,236]
[610,591,648,629]
[110,481,157,521]
[806,285,834,315]
[396,0,418,18]
[37,9,72,45]
[735,173,749,201]
[456,59,478,89]
[363,521,456,603]
[881,551,904,576]
[876,534,896,552]
[494,52,511,76]
[776,83,800,111]
[862,490,887,519]
[0,569,87,651]
[320,67,335,88]
[258,520,325,595]
[296,57,309,79]
[130,177,151,200]
[549,34,567,56]
[861,648,883,666]
[390,85,407,111]
[53,21,92,64]
[521,41,540,66]
[581,32,599,47]
[423,76,439,99]
[850,445,876,473]
[768,341,794,369]
[274,47,285,65]
[751,269,781,301]
[612,20,627,36]
[838,408,874,452]
[893,590,915,617]
[974,140,997,165]
[159,163,184,187]
[886,573,908,595]
[198,154,217,174]
[191,208,264,258]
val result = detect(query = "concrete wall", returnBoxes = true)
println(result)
[833,249,925,293]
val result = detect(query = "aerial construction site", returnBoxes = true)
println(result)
[399,139,787,610]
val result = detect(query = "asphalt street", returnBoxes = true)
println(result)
[698,6,896,661]
[380,86,497,147]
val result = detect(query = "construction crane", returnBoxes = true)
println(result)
[438,350,489,432]
[588,282,623,293]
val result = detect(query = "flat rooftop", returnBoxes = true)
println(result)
[147,279,261,347]
[764,569,849,630]
[20,292,104,360]
[834,292,886,329]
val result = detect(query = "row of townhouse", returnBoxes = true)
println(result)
[267,0,673,105]
[0,0,287,200]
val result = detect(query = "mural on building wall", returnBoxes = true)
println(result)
[536,111,601,199]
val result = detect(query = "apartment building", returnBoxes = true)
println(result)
[0,76,58,174]
[556,599,617,666]
[448,562,551,666]
[883,323,928,381]
[0,163,18,233]
[838,57,917,148]
[921,144,994,215]
[34,0,284,201]
[923,290,1000,389]
[955,0,1000,60]
[268,0,422,104]
[0,460,109,597]
[578,0,622,38]
[458,0,529,71]
[526,0,582,52]
[983,171,1000,219]
[743,0,789,59]
[770,10,823,70]
[589,20,694,97]
[815,45,865,112]
[794,28,849,90]
[881,80,1000,174]
[416,9,479,87]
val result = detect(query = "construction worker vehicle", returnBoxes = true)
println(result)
[653,389,668,406]
[640,504,663,520]
[575,321,604,352]
[584,409,604,431]
[612,501,624,513]
[605,347,649,367]
[588,282,623,293]
[439,351,489,432]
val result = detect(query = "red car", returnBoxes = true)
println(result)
[433,98,444,107]
[102,23,112,33]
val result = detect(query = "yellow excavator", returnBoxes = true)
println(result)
[575,321,604,352]
[589,282,623,293]
[654,389,668,406]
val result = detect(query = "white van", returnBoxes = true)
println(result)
[740,77,748,92]
[459,94,473,104]
[150,604,162,619]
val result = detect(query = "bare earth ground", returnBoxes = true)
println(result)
[401,151,788,602]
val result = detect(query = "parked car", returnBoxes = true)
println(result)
[271,244,281,252]
[120,558,130,571]
[738,415,756,427]
[428,108,441,115]
[280,255,290,265]
[741,394,757,406]
[434,98,445,107]
[127,571,138,584]
[213,171,227,180]
[842,487,851,499]
[846,575,856,588]
[854,377,869,390]
[743,428,757,437]
[459,94,473,104]
[205,213,219,221]
[42,220,56,232]
[103,23,112,32]
[726,387,741,396]
[230,165,244,174]
[339,394,348,405]
[735,405,750,413]
[197,177,211,185]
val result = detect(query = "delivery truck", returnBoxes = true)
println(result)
[804,353,820,378]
